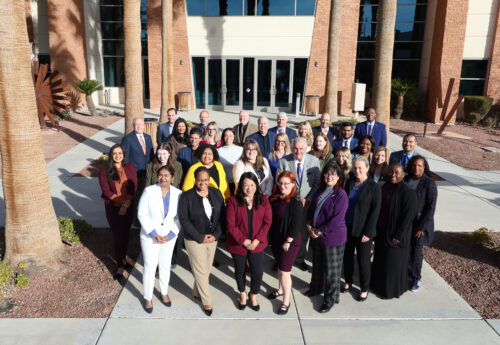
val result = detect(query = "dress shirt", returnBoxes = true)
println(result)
[343,137,352,148]
[367,121,375,136]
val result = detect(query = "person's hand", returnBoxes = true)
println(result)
[282,242,290,252]
[310,230,319,239]
[247,239,260,251]
[118,206,127,216]
[361,235,370,243]
[123,200,132,208]
[392,237,400,245]
[243,239,252,248]
[161,235,170,243]
[203,234,215,243]
[414,230,424,238]
[155,235,166,244]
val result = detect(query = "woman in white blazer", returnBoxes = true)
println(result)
[138,165,182,313]
[233,140,274,196]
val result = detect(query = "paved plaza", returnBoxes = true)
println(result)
[0,108,498,344]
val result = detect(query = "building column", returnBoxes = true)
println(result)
[83,0,104,106]
[485,2,500,109]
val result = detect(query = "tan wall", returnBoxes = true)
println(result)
[47,0,88,108]
[425,0,469,124]
[486,1,500,107]
[304,0,359,116]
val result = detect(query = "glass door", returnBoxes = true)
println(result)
[223,58,242,111]
[256,59,272,112]
[274,59,292,112]
[207,58,222,110]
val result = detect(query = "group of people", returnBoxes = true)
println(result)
[98,107,437,316]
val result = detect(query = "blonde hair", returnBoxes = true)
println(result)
[335,147,352,182]
[268,133,291,162]
[298,121,314,147]
[309,132,332,160]
[203,121,220,143]
[240,139,265,171]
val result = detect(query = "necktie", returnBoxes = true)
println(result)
[140,135,146,155]
[343,140,348,148]
[402,154,407,170]
[297,162,303,183]
[368,124,373,136]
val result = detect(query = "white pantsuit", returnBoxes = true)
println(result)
[138,184,182,301]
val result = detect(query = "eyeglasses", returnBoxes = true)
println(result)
[208,128,216,132]
[245,148,257,152]
[278,182,292,186]
[277,141,286,144]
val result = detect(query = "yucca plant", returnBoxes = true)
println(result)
[392,79,415,119]
[76,79,103,116]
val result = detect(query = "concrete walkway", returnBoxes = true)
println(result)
[0,107,499,344]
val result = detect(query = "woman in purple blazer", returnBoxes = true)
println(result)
[305,162,348,313]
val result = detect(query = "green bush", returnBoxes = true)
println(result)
[15,273,29,287]
[466,112,481,126]
[470,227,497,249]
[307,119,321,128]
[463,96,493,120]
[403,87,425,118]
[0,261,12,287]
[58,217,93,243]
[481,117,495,128]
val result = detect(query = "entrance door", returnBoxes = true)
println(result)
[207,58,222,110]
[223,58,242,112]
[255,58,292,113]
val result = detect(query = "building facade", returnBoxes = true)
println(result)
[27,0,500,123]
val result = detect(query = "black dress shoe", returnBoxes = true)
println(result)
[161,296,172,307]
[204,308,213,316]
[113,273,121,281]
[319,302,333,313]
[358,292,368,302]
[143,302,153,314]
[248,293,260,311]
[277,304,289,315]
[267,290,283,299]
[296,262,309,271]
[340,284,350,293]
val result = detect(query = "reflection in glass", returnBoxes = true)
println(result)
[257,60,271,106]
[226,59,240,106]
[243,58,254,110]
[101,22,124,39]
[208,59,222,106]
[395,22,425,41]
[461,60,488,79]
[293,58,308,111]
[393,42,422,59]
[104,57,125,87]
[296,0,316,15]
[459,80,486,96]
[100,6,123,21]
[206,0,243,16]
[396,4,426,22]
[359,4,377,22]
[187,0,205,15]
[258,0,294,16]
[391,60,420,81]
[192,57,206,108]
[357,42,376,59]
[358,23,377,41]
[355,60,374,86]
[275,60,290,108]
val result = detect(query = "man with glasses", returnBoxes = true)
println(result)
[331,122,358,154]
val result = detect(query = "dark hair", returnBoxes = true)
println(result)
[270,171,297,204]
[220,128,236,146]
[235,172,264,209]
[406,155,431,178]
[153,142,177,174]
[189,126,203,138]
[403,133,418,142]
[172,118,189,145]
[341,122,353,130]
[319,162,344,190]
[356,135,376,154]
[157,164,176,177]
[105,144,127,182]
[194,166,210,179]
[167,107,177,115]
[240,139,265,170]
[195,144,219,161]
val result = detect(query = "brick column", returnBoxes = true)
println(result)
[47,0,88,105]
[485,3,500,109]
[147,0,193,110]
[304,0,359,115]
[425,0,469,124]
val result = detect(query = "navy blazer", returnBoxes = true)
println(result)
[246,131,277,158]
[121,132,154,177]
[332,137,359,155]
[354,121,387,147]
[405,174,437,245]
[177,146,199,180]
[312,126,339,142]
[156,122,174,146]
[269,126,297,142]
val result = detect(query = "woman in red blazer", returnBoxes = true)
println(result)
[226,172,272,311]
[99,144,138,280]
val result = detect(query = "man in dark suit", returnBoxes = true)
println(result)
[121,117,154,180]
[269,112,297,142]
[277,137,321,271]
[156,107,177,146]
[247,117,276,158]
[233,110,258,145]
[354,107,387,147]
[177,126,202,181]
[198,110,210,136]
[312,112,339,142]
[331,122,359,154]
[389,134,420,172]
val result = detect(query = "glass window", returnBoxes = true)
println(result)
[297,0,316,15]
[104,57,125,87]
[206,0,243,16]
[245,0,257,15]
[101,22,124,39]
[395,22,425,41]
[187,0,205,15]
[355,60,374,87]
[358,23,377,41]
[359,5,377,23]
[293,58,308,110]
[192,57,206,108]
[100,6,123,21]
[397,0,426,5]
[461,60,488,79]
[102,40,124,56]
[396,4,426,22]
[459,80,486,96]
[357,42,376,59]
[393,42,422,59]
[100,0,123,5]
[258,0,294,16]
[392,60,420,81]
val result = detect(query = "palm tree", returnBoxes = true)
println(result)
[76,79,103,116]
[124,0,144,134]
[391,79,415,119]
[0,0,65,268]
[160,0,175,123]
[324,0,342,120]
[371,0,397,145]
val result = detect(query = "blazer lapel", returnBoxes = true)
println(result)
[156,186,166,219]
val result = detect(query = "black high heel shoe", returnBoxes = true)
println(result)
[277,303,289,315]
[238,293,247,310]
[358,292,369,302]
[248,293,260,312]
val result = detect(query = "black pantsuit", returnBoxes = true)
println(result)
[343,230,372,292]
[310,238,345,304]
[408,235,425,281]
[231,251,264,294]
[105,203,135,268]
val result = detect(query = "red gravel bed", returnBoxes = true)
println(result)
[390,119,500,171]
[424,231,500,319]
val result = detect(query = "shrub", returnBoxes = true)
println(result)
[58,217,93,243]
[307,119,321,128]
[0,261,12,286]
[481,117,495,128]
[466,112,481,126]
[403,87,425,118]
[463,96,493,120]
[15,273,29,287]
[470,227,497,249]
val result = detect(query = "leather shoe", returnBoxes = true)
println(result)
[277,304,289,315]
[204,308,213,316]
[248,293,260,311]
[319,302,333,313]
[143,301,153,314]
[238,293,247,310]
[358,292,368,302]
[267,290,283,299]
[161,295,171,307]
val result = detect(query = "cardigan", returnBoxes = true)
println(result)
[271,197,305,243]
[144,160,183,189]
[225,195,272,255]
[232,158,274,195]
[99,163,137,206]
[344,177,381,239]
[181,161,231,200]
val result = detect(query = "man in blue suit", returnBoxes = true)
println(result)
[269,112,297,142]
[121,117,154,179]
[354,107,387,147]
[177,126,202,182]
[312,112,339,142]
[331,122,359,154]
[156,107,177,145]
[247,117,276,158]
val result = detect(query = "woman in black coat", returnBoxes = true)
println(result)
[371,164,418,299]
[405,155,437,292]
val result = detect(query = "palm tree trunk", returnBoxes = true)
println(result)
[371,0,397,146]
[394,95,404,119]
[86,95,98,116]
[0,0,65,268]
[124,0,144,134]
[325,0,342,120]
[160,0,175,123]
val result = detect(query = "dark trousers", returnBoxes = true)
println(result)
[171,228,184,265]
[343,230,372,292]
[105,203,135,268]
[408,235,425,281]
[231,251,264,294]
[310,238,345,304]
[295,203,310,264]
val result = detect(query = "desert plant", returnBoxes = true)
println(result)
[463,96,493,120]
[58,217,93,243]
[75,79,103,116]
[15,273,29,287]
[466,112,481,126]
[391,79,416,119]
[481,117,495,128]
[0,261,12,286]
[470,227,497,249]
